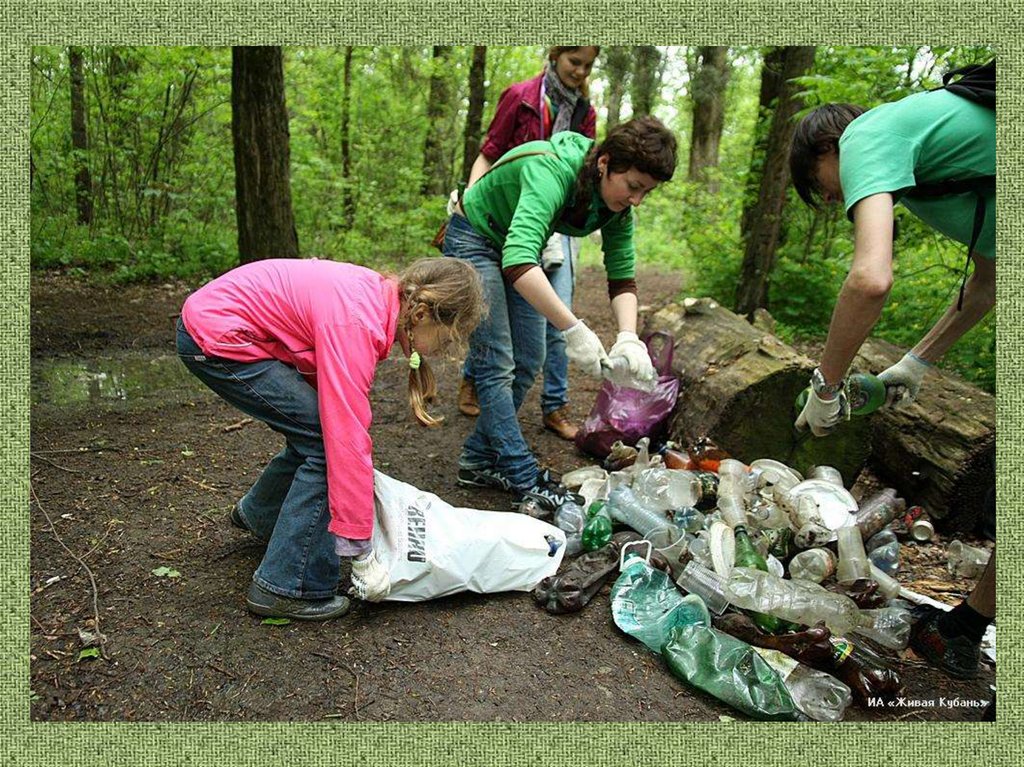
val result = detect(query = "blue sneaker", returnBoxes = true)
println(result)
[457,465,515,492]
[516,469,584,514]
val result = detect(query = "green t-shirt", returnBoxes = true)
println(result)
[461,132,637,280]
[839,88,995,259]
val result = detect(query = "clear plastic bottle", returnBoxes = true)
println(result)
[676,560,731,615]
[854,488,906,540]
[606,485,679,539]
[854,600,914,650]
[788,548,837,583]
[868,563,901,599]
[553,500,586,535]
[868,541,900,576]
[673,506,706,533]
[726,566,867,636]
[632,467,702,511]
[751,647,853,722]
[865,529,898,553]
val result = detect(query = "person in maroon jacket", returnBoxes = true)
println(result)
[456,46,600,442]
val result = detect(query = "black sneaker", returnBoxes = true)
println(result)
[909,605,981,680]
[230,503,248,530]
[516,469,584,513]
[245,582,351,621]
[457,465,515,492]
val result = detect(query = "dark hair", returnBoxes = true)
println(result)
[790,103,866,208]
[575,115,678,203]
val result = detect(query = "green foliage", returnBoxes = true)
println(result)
[30,45,995,391]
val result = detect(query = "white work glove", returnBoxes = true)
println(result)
[348,550,391,602]
[563,320,609,378]
[878,352,931,408]
[446,189,459,216]
[795,387,850,437]
[608,331,656,382]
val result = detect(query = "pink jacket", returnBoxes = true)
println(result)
[181,259,400,540]
[480,71,597,161]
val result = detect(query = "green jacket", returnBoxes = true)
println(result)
[462,132,637,280]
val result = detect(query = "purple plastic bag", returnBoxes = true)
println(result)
[574,331,679,459]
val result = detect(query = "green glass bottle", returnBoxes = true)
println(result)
[794,372,887,417]
[734,525,783,634]
[581,500,613,552]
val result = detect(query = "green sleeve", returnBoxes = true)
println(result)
[600,209,637,280]
[501,158,573,269]
[840,127,918,219]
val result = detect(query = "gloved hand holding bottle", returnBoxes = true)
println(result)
[878,352,931,408]
[795,368,850,437]
[564,319,609,378]
[607,331,656,382]
[349,550,391,602]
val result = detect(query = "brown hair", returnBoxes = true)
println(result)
[396,258,486,427]
[546,46,601,98]
[574,115,678,204]
[789,103,866,208]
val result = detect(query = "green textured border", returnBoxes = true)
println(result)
[4,0,1018,763]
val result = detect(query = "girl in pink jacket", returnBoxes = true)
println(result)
[177,257,484,620]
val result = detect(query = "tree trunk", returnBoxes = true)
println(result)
[422,46,454,196]
[340,45,355,230]
[461,46,487,185]
[231,46,299,263]
[687,46,731,194]
[855,339,995,531]
[735,46,816,318]
[69,46,93,225]
[631,46,661,117]
[646,297,873,485]
[603,46,632,129]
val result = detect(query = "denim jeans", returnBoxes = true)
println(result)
[541,235,575,415]
[462,233,575,416]
[176,319,339,599]
[443,214,546,489]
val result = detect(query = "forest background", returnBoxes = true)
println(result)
[29,44,995,391]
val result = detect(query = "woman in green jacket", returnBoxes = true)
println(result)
[443,116,677,512]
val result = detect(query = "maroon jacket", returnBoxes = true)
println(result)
[480,71,598,161]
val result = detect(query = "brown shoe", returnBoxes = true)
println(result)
[543,406,579,441]
[458,376,480,416]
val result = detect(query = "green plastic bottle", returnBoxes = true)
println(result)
[733,525,783,634]
[581,500,613,552]
[794,372,887,417]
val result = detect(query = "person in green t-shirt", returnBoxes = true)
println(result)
[442,116,678,513]
[788,87,994,436]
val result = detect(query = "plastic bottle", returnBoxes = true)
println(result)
[854,488,906,540]
[661,624,800,721]
[553,500,586,536]
[794,523,832,551]
[788,548,837,583]
[751,647,852,722]
[610,552,710,653]
[868,541,900,576]
[868,563,902,599]
[865,529,897,552]
[726,567,867,635]
[633,467,702,511]
[854,601,914,650]
[673,506,706,533]
[581,500,614,552]
[794,373,887,417]
[606,485,679,539]
[947,540,991,579]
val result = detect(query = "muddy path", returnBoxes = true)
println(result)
[29,267,994,721]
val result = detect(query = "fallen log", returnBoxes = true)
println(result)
[854,338,995,531]
[645,299,995,530]
[647,298,873,486]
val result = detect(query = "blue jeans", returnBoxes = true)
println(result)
[462,234,575,415]
[443,214,546,489]
[176,319,339,599]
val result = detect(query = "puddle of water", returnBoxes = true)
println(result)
[32,354,202,408]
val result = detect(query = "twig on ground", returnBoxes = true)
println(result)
[30,453,83,474]
[222,418,252,433]
[183,476,223,493]
[30,481,107,659]
[206,662,237,680]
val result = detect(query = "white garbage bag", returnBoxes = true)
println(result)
[371,471,566,602]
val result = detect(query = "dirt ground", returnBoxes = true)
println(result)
[29,266,994,722]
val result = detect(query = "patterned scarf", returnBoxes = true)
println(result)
[543,60,581,136]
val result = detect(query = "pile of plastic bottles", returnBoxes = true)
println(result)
[551,436,987,722]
